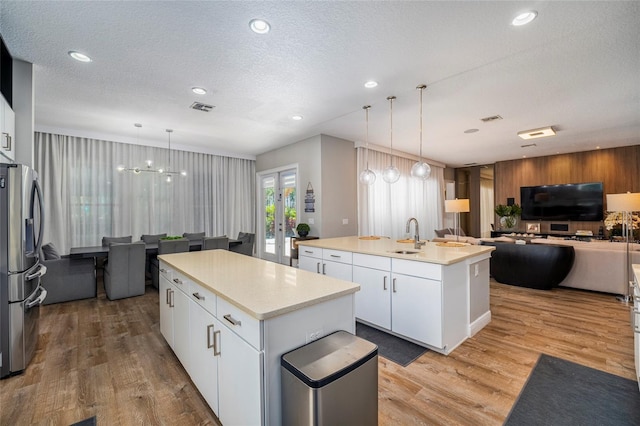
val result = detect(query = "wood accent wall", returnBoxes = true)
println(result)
[494,145,640,235]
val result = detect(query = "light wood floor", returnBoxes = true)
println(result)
[1,280,635,425]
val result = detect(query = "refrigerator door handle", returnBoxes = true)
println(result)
[26,264,47,281]
[26,287,48,309]
[30,178,45,258]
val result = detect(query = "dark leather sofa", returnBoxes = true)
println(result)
[481,241,575,290]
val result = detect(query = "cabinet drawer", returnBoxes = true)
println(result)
[298,245,322,259]
[217,297,261,349]
[323,249,352,264]
[159,262,173,282]
[392,258,442,281]
[353,253,391,271]
[189,281,217,316]
[171,271,190,292]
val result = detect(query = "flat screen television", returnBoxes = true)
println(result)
[520,182,604,221]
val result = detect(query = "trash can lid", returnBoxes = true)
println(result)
[281,330,378,388]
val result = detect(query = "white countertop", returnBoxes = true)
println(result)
[297,236,495,265]
[159,250,359,320]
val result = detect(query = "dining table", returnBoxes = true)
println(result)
[69,238,241,259]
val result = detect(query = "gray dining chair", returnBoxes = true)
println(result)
[104,242,146,300]
[230,232,255,257]
[203,236,229,251]
[150,238,190,288]
[183,232,206,251]
[140,233,167,280]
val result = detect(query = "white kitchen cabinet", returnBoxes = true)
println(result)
[159,274,174,348]
[391,272,442,347]
[217,320,263,425]
[189,299,220,416]
[298,246,353,281]
[171,276,191,368]
[0,97,15,162]
[352,254,391,329]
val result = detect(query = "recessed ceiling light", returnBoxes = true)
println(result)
[192,87,207,95]
[291,115,303,121]
[249,19,270,34]
[511,11,537,26]
[517,126,556,140]
[364,81,378,88]
[464,128,479,134]
[68,51,92,62]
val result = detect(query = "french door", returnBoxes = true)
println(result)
[258,168,297,264]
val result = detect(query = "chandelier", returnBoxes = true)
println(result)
[117,126,187,182]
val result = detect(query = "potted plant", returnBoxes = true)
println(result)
[296,223,310,238]
[495,204,522,230]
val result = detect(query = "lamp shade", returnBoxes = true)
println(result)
[445,199,470,213]
[606,192,640,212]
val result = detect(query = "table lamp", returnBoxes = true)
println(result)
[445,199,470,242]
[606,192,640,302]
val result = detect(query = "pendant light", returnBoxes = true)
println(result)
[382,96,400,184]
[359,105,376,185]
[411,84,431,180]
[163,129,187,183]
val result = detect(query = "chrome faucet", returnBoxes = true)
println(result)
[406,217,426,250]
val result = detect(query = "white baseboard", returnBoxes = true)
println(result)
[469,310,491,337]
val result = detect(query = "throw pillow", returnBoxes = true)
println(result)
[42,242,61,260]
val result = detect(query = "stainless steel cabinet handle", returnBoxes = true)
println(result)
[169,289,174,307]
[316,262,320,274]
[392,278,397,293]
[330,254,341,258]
[304,250,313,254]
[207,324,214,349]
[223,314,242,326]
[213,330,221,356]
[166,288,170,305]
[322,263,326,275]
[160,268,167,273]
[193,292,205,301]
[173,278,183,285]
[383,275,388,290]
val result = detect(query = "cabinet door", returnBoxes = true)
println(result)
[391,273,443,348]
[159,276,174,348]
[0,98,14,161]
[323,260,352,282]
[173,287,191,368]
[218,322,263,426]
[299,255,320,273]
[353,265,391,329]
[189,300,219,415]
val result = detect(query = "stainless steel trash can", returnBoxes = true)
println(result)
[281,330,378,425]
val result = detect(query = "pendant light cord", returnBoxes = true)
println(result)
[363,105,371,169]
[417,84,426,161]
[387,96,396,166]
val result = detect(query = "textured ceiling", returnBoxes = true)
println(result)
[0,1,638,166]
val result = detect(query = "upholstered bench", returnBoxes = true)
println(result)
[481,241,575,290]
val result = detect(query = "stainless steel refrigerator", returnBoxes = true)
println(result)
[0,163,47,378]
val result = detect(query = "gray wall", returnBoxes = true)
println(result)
[256,134,357,238]
[13,59,34,167]
[320,135,357,237]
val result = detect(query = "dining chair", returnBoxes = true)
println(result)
[230,232,255,257]
[183,232,206,251]
[104,242,146,300]
[203,236,229,250]
[140,233,167,280]
[150,238,190,288]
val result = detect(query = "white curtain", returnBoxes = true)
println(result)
[34,132,255,254]
[480,177,495,237]
[357,148,444,240]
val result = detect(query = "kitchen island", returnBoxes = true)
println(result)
[298,236,495,355]
[158,250,359,426]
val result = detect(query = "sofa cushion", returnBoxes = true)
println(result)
[42,242,61,260]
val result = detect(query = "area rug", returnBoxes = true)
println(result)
[71,416,96,426]
[355,322,428,367]
[505,354,640,426]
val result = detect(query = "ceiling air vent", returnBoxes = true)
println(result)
[480,115,503,122]
[190,102,215,112]
[463,162,478,166]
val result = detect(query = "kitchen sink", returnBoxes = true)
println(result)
[391,250,420,255]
